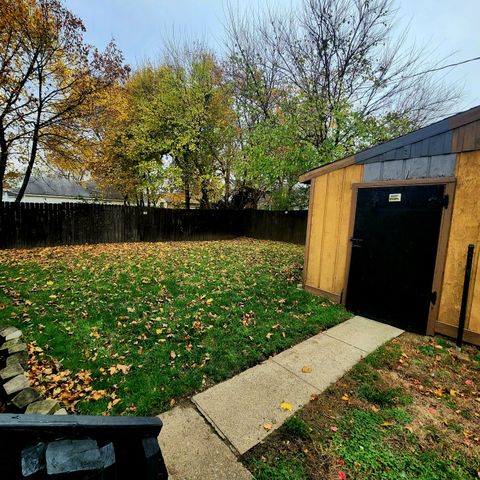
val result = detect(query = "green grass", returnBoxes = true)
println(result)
[0,239,349,415]
[251,457,306,480]
[332,407,476,480]
[283,416,312,440]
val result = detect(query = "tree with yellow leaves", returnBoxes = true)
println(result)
[0,0,129,201]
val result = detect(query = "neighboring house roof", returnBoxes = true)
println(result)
[300,104,480,183]
[7,176,124,201]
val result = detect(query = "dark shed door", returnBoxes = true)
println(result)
[345,184,445,333]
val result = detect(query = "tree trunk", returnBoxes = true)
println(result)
[15,132,38,203]
[0,139,7,201]
[224,164,230,207]
[200,180,210,209]
[184,185,191,209]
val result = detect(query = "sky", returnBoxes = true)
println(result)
[65,0,480,114]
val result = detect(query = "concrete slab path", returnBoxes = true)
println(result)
[158,406,252,480]
[192,316,403,454]
[158,316,403,477]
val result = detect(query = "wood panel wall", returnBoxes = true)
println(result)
[437,151,480,338]
[304,164,363,300]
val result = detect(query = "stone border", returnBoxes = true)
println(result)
[0,326,67,415]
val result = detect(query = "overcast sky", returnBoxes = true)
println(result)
[65,0,480,114]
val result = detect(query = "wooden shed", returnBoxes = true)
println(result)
[301,105,480,345]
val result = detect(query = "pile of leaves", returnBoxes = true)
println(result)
[27,341,132,414]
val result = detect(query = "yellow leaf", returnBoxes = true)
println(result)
[301,366,313,374]
[341,394,349,401]
[266,332,273,340]
[46,281,54,286]
[280,402,293,411]
[127,307,135,313]
[206,298,213,304]
[116,364,131,374]
[156,328,163,334]
[263,423,273,431]
[381,421,394,427]
[450,389,457,396]
[90,390,107,401]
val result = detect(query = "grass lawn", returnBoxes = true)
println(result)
[0,238,349,416]
[244,333,480,480]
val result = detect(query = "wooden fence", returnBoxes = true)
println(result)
[0,202,308,248]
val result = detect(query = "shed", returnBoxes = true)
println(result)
[300,105,480,345]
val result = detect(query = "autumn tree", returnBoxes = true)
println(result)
[96,50,235,208]
[0,0,128,201]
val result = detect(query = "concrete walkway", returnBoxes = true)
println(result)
[158,316,403,479]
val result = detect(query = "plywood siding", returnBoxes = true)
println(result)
[304,164,363,298]
[438,151,480,334]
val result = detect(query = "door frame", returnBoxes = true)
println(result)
[341,177,456,335]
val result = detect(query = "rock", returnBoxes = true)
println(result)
[7,342,27,355]
[21,443,47,477]
[99,443,116,469]
[0,326,22,342]
[0,362,24,381]
[25,399,60,415]
[12,387,41,410]
[53,408,68,415]
[7,351,28,367]
[0,337,21,352]
[46,439,102,474]
[143,437,160,458]
[3,374,30,396]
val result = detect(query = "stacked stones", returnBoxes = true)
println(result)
[0,325,66,415]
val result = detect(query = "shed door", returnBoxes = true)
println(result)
[345,184,445,333]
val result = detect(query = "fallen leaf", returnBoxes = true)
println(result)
[381,421,394,427]
[330,426,338,432]
[280,402,293,411]
[301,366,313,373]
[338,472,347,480]
[90,390,107,401]
[341,394,349,401]
[263,423,273,431]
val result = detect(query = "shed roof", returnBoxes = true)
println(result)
[300,105,480,183]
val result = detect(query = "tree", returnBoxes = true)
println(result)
[97,50,235,208]
[0,0,128,201]
[224,0,459,208]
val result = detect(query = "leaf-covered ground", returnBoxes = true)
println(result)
[0,239,349,415]
[244,333,480,480]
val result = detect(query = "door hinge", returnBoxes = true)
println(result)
[430,291,437,305]
[443,194,449,209]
